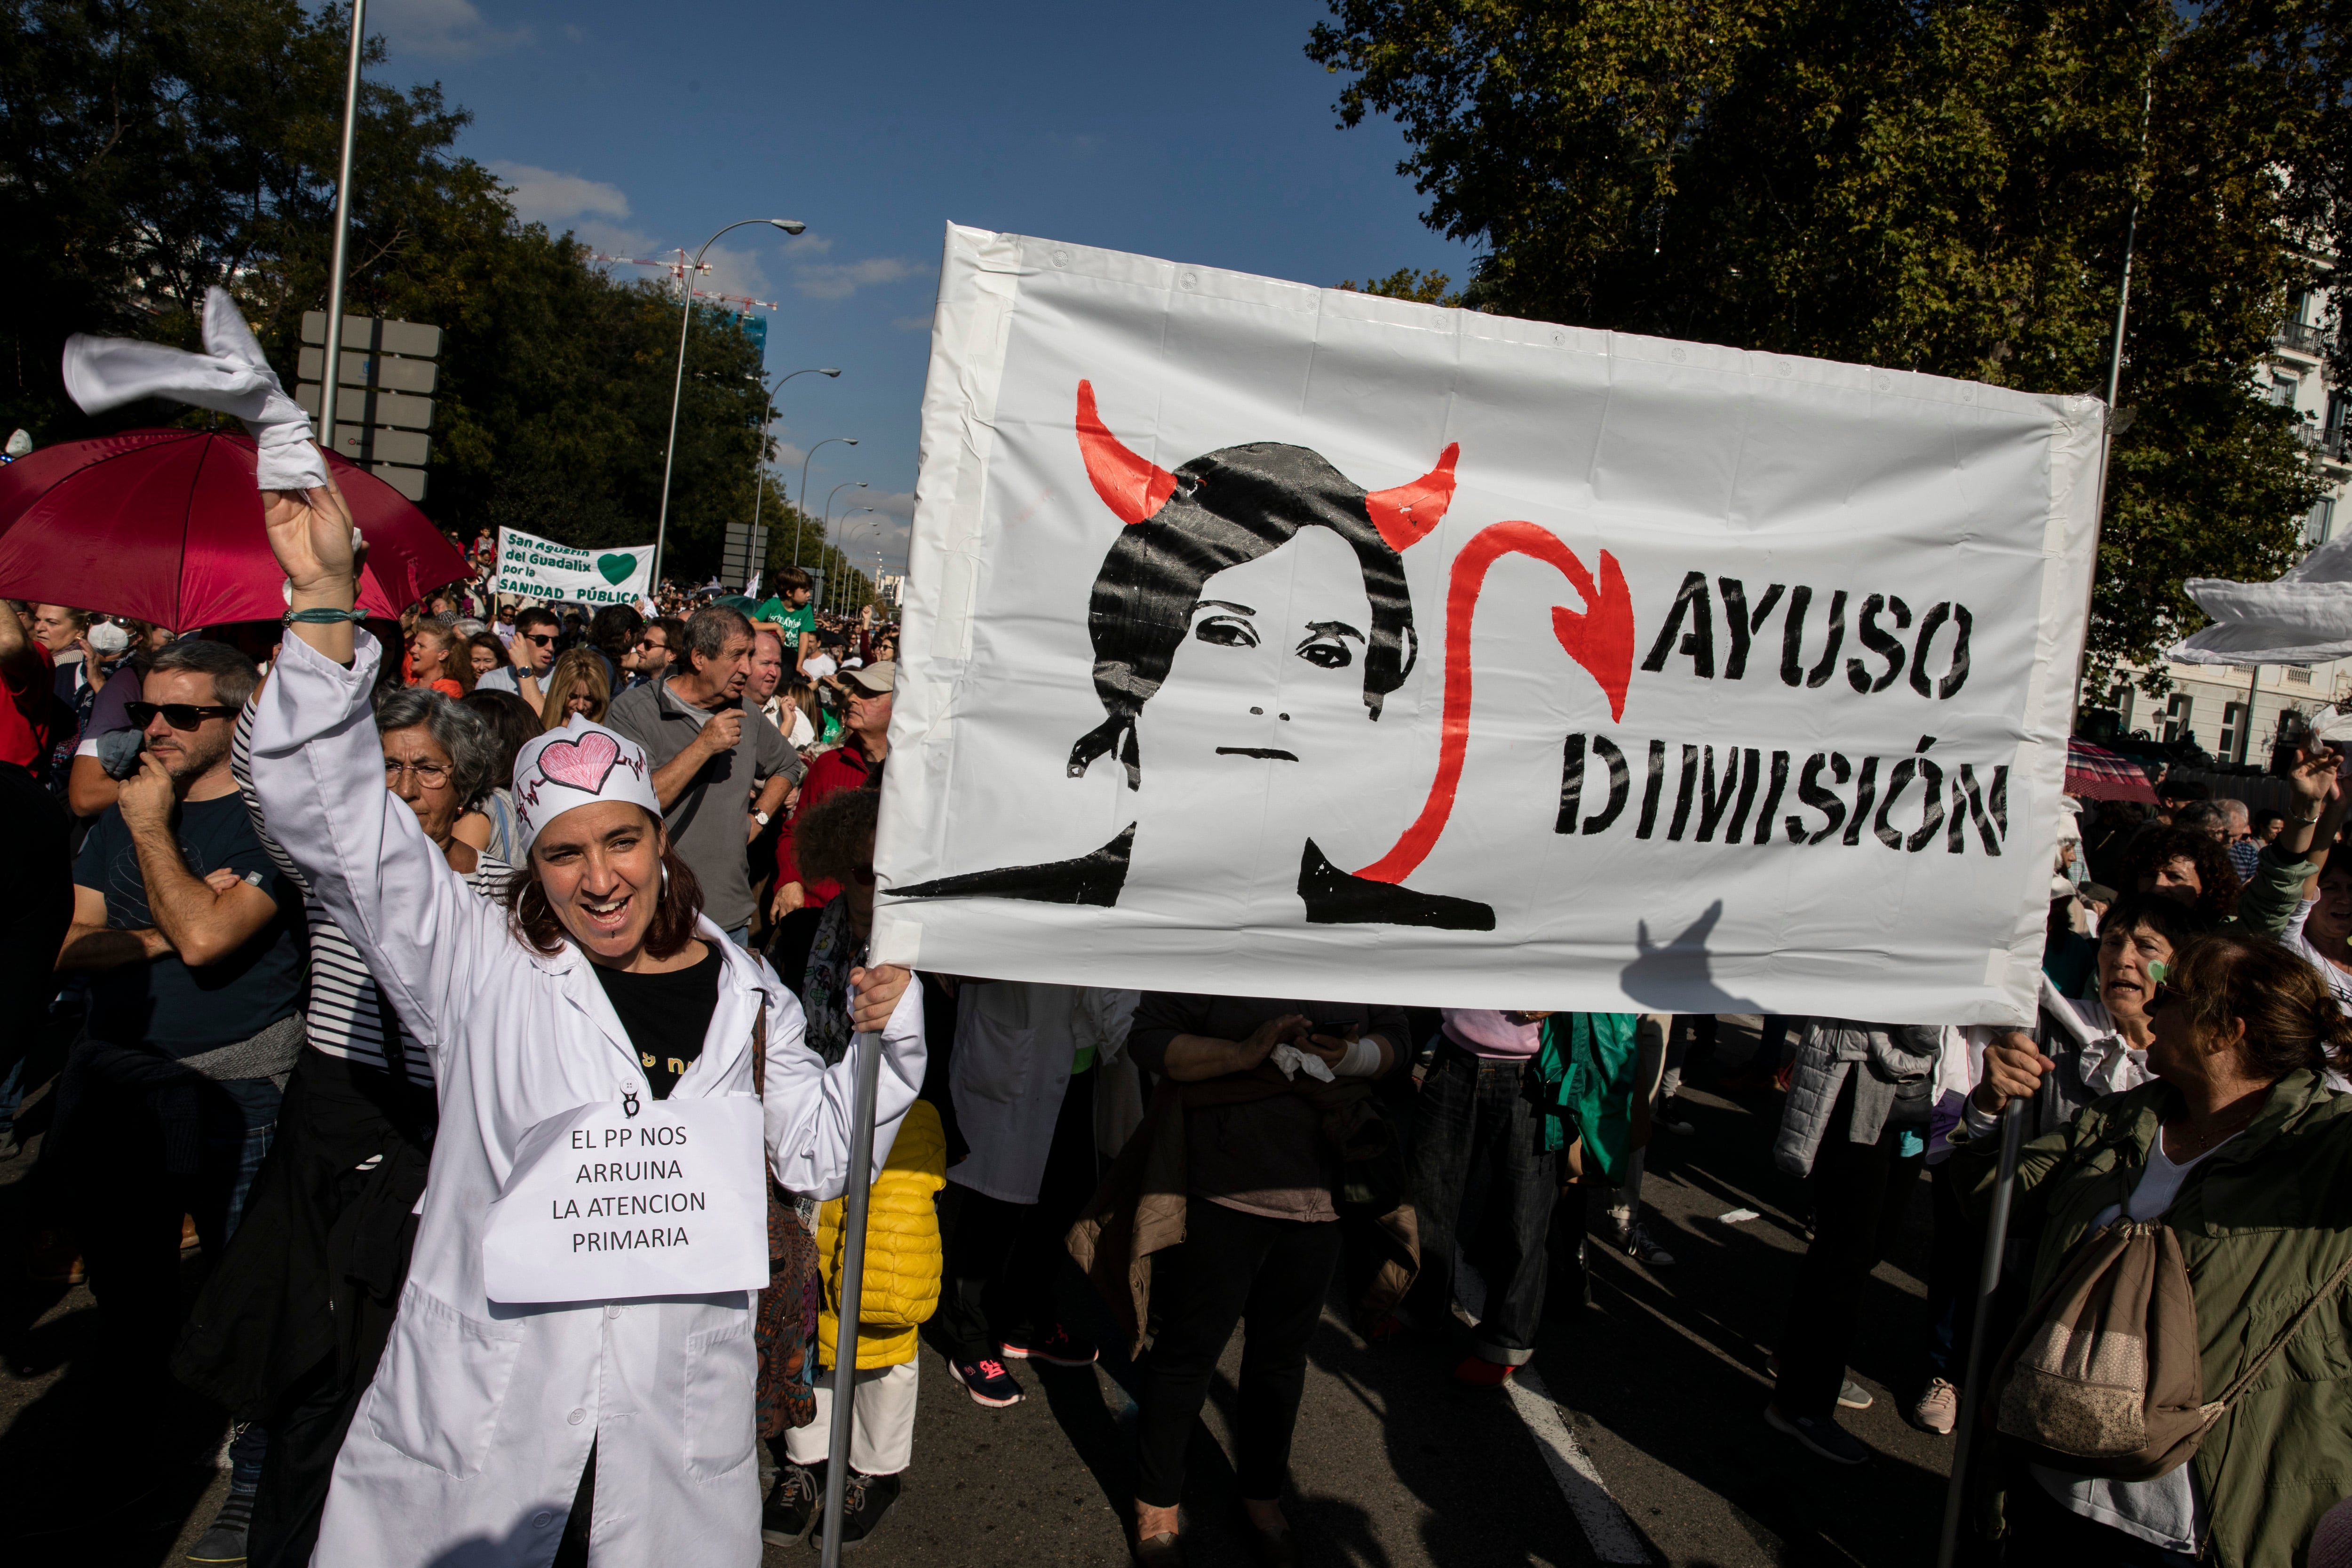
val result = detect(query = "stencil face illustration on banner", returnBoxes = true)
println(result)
[874,226,2104,1022]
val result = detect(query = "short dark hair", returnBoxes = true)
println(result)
[461,689,542,791]
[2252,809,2285,832]
[513,606,559,636]
[683,605,753,670]
[1069,441,1420,789]
[652,615,687,652]
[795,786,879,887]
[589,604,643,657]
[2098,891,2213,952]
[147,638,260,710]
[772,566,812,596]
[2126,827,2243,920]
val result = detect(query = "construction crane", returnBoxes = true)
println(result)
[590,249,780,312]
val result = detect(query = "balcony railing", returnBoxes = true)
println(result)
[2277,319,2334,356]
[2296,421,2349,460]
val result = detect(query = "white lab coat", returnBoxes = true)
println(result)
[946,982,1136,1203]
[248,634,925,1568]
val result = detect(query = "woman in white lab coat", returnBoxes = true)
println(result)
[245,478,926,1568]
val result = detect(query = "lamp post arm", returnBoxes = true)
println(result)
[652,216,800,588]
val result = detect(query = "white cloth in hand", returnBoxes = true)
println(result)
[63,286,330,491]
[1269,1043,1335,1083]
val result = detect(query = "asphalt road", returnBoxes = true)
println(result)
[0,1016,1956,1568]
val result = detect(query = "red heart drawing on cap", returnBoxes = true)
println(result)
[536,730,621,795]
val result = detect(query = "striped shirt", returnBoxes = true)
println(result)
[232,704,511,1087]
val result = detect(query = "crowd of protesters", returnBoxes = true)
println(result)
[7,497,2352,1568]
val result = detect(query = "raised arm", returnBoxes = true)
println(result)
[246,477,501,1051]
[763,963,928,1199]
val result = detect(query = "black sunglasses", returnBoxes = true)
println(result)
[522,632,556,646]
[127,701,239,730]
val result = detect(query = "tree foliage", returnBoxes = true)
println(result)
[1308,0,2347,689]
[0,0,781,586]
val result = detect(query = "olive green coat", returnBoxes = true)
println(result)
[1952,1070,2352,1567]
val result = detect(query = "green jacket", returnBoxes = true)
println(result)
[1536,1013,1640,1176]
[1951,1069,2352,1568]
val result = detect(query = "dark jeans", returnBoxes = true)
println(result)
[71,1071,283,1359]
[0,764,71,1138]
[1923,1162,1979,1380]
[1772,1075,1922,1421]
[1403,1043,1558,1363]
[937,1066,1099,1361]
[1134,1199,1342,1507]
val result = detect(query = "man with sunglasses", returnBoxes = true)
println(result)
[55,637,305,1364]
[473,605,559,704]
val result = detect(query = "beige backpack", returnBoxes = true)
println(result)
[1991,1218,2352,1480]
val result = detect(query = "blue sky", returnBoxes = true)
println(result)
[367,0,1473,579]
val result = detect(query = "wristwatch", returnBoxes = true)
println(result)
[754,810,772,827]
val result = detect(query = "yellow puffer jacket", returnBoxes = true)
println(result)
[816,1098,946,1369]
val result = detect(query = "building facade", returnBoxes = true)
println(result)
[2098,290,2352,762]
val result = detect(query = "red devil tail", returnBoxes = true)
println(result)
[1354,522,1635,884]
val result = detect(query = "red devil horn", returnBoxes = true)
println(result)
[1364,444,1459,553]
[1076,380,1179,526]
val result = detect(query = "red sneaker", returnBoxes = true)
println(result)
[1453,1355,1514,1388]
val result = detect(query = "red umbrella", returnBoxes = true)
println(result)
[2066,737,2158,803]
[0,428,467,628]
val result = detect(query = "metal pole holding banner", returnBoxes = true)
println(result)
[1934,1095,2030,1568]
[317,0,367,458]
[818,1026,884,1568]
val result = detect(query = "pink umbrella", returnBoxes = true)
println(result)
[0,428,467,628]
[2066,737,2158,804]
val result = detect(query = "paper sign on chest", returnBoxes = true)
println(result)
[483,1095,767,1304]
[872,224,2106,1024]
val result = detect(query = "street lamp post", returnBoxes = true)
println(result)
[793,436,858,569]
[834,510,878,615]
[317,0,369,455]
[748,367,839,590]
[652,216,807,589]
[822,488,866,612]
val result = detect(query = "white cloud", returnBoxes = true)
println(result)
[490,163,630,225]
[869,491,917,518]
[891,315,931,333]
[791,235,836,257]
[374,0,529,61]
[697,243,774,303]
[792,257,923,302]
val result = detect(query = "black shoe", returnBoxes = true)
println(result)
[187,1489,254,1563]
[761,1459,823,1547]
[1764,1403,1870,1465]
[815,1468,900,1552]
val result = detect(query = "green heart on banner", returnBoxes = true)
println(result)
[596,553,637,586]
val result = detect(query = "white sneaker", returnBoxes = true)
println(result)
[1909,1377,1959,1435]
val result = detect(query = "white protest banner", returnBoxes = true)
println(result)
[492,524,654,607]
[871,225,2103,1025]
[482,1095,767,1304]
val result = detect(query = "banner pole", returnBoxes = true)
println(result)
[818,1027,883,1568]
[1935,1095,2030,1568]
